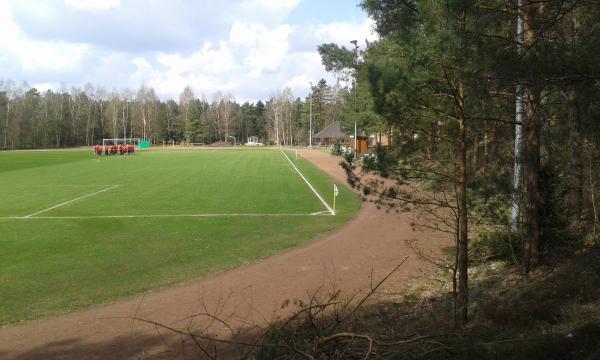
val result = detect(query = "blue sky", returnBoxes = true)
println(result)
[287,0,366,24]
[0,0,376,101]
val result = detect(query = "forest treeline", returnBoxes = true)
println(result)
[0,79,346,149]
[316,0,600,325]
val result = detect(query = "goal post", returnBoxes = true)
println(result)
[162,139,175,148]
[102,138,145,149]
[102,138,138,145]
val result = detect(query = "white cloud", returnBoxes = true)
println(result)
[21,42,89,74]
[64,0,120,11]
[11,0,223,53]
[230,22,293,76]
[312,18,377,47]
[131,57,160,89]
[280,51,337,94]
[32,82,61,93]
[235,0,301,25]
[157,42,237,75]
[285,74,313,92]
[229,21,266,47]
[132,57,151,69]
[0,1,91,76]
[147,42,239,97]
[1,0,375,101]
[247,0,300,12]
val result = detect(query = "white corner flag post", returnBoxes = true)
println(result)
[333,184,339,215]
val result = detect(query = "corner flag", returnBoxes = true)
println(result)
[333,184,339,214]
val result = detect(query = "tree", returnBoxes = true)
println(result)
[501,1,600,271]
[136,85,158,141]
[213,92,235,143]
[1,80,20,149]
[266,88,294,145]
[325,0,600,324]
[0,82,296,148]
[344,0,524,324]
[178,85,195,143]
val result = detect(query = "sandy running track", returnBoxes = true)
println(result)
[0,149,446,360]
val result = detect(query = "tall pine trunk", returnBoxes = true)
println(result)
[457,81,469,323]
[522,1,543,273]
[524,87,541,272]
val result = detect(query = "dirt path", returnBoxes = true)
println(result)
[0,150,446,360]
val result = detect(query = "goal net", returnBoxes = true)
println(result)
[162,139,176,148]
[102,138,140,147]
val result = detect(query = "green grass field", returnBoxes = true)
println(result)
[0,148,360,325]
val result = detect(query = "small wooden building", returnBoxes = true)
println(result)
[313,122,349,146]
[353,136,369,154]
[314,122,389,154]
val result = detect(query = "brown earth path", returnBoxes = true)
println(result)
[0,149,445,360]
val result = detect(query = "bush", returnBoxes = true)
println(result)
[472,162,581,266]
[478,249,600,329]
[488,321,600,360]
[474,230,523,264]
[330,143,343,156]
[360,152,378,169]
[538,163,581,258]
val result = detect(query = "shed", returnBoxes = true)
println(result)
[313,122,349,146]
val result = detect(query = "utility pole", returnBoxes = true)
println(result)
[309,81,313,148]
[354,121,358,157]
[351,40,359,158]
[511,0,524,232]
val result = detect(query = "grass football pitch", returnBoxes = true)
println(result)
[0,148,360,325]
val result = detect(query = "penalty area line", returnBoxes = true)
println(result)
[23,185,120,218]
[1,213,332,220]
[280,150,335,216]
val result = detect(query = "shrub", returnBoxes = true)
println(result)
[474,230,523,264]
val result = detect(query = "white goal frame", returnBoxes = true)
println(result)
[162,139,176,148]
[102,138,140,146]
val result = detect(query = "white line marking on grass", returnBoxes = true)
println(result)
[280,150,335,216]
[26,184,117,187]
[1,213,330,220]
[0,185,117,191]
[23,185,120,218]
[311,211,332,216]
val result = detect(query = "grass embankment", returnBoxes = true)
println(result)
[0,149,360,325]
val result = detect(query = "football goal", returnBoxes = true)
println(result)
[102,138,149,149]
[102,138,138,146]
[162,139,175,148]
[245,136,264,146]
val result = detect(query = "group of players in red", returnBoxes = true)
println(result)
[94,144,135,156]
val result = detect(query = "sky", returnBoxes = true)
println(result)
[0,0,377,102]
